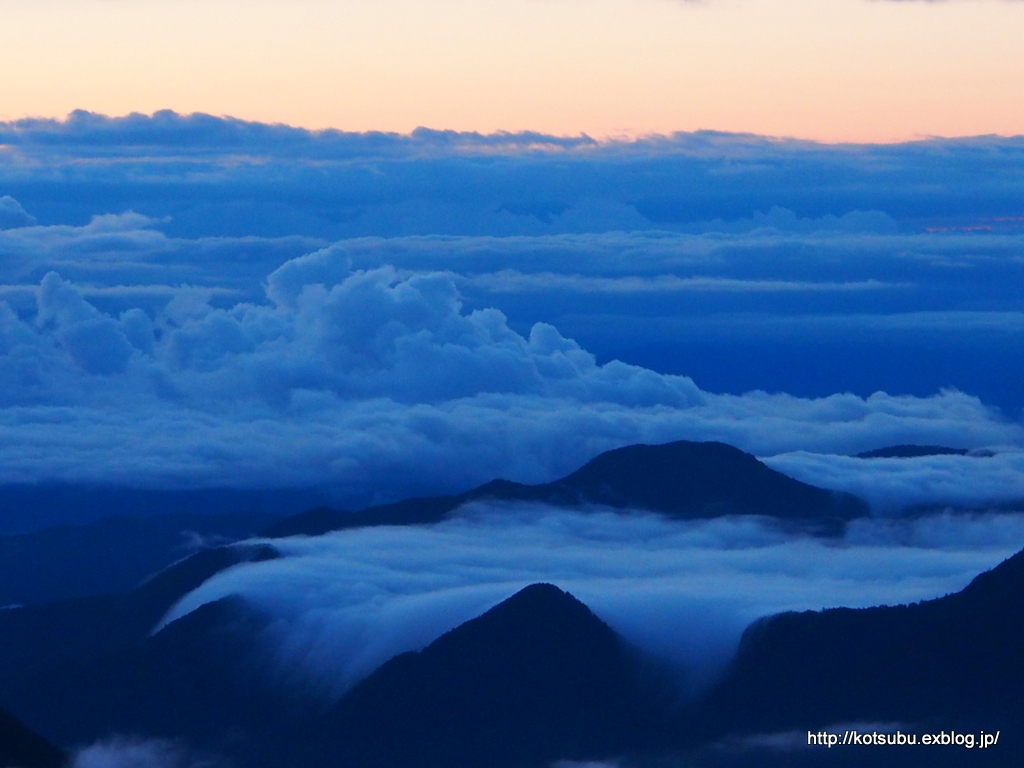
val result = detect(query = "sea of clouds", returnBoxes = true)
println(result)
[1,112,1021,767]
[1,113,1023,508]
[1,241,1022,510]
[159,505,1024,700]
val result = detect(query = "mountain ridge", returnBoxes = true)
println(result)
[265,440,867,537]
[308,582,674,768]
[693,546,1024,750]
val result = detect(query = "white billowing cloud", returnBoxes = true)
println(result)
[36,272,135,375]
[0,212,170,282]
[159,506,1024,699]
[764,451,1024,512]
[5,215,1024,307]
[263,243,354,307]
[0,196,35,229]
[0,250,1021,502]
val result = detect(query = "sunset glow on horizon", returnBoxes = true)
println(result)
[2,0,1023,143]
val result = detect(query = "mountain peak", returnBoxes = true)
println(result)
[316,582,667,768]
[267,439,866,537]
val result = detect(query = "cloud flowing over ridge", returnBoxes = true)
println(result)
[160,506,1024,699]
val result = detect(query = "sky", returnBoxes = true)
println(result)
[2,0,1024,142]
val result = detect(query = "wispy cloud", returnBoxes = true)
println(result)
[458,271,910,295]
[72,737,217,768]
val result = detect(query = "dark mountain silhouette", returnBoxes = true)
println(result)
[266,440,867,537]
[0,483,327,535]
[0,510,280,607]
[0,543,279,746]
[309,583,675,768]
[0,441,1017,768]
[856,444,970,459]
[3,546,1024,768]
[0,706,64,768]
[69,595,288,755]
[693,546,1024,754]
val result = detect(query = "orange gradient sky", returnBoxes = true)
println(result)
[1,0,1022,142]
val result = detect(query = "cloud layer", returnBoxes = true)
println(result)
[766,451,1024,513]
[72,738,215,768]
[1,248,1022,509]
[3,114,1024,239]
[1,116,1022,508]
[160,506,1024,699]
[3,196,1023,412]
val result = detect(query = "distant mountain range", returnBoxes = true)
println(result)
[2,439,976,607]
[856,444,970,459]
[266,440,868,537]
[0,510,280,607]
[0,484,326,535]
[0,440,871,608]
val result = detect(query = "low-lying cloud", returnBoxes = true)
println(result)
[160,506,1024,699]
[72,737,216,768]
[0,195,36,230]
[766,451,1024,512]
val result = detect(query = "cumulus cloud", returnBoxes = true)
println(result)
[324,229,1024,413]
[159,506,1024,699]
[2,118,1023,493]
[0,249,1022,503]
[36,272,135,375]
[4,139,1024,414]
[0,196,35,229]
